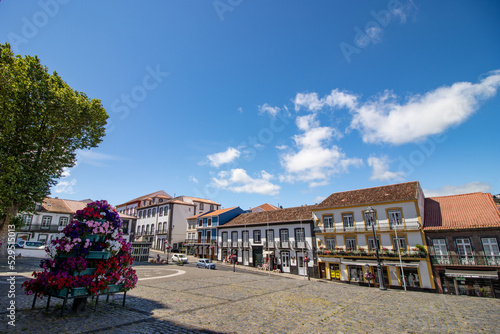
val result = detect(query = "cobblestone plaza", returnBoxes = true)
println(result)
[1,257,499,333]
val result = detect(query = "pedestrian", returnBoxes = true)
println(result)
[156,254,161,264]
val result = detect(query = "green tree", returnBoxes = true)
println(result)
[0,43,108,256]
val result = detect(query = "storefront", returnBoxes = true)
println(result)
[441,269,499,298]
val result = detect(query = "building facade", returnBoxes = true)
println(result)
[16,197,89,244]
[218,206,317,277]
[313,181,435,291]
[186,207,245,260]
[424,192,500,298]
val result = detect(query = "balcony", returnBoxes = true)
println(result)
[156,229,168,235]
[430,255,500,266]
[316,222,421,233]
[242,241,250,248]
[280,241,290,249]
[231,241,238,247]
[293,240,307,249]
[317,248,427,259]
[19,224,65,233]
[221,241,228,247]
[265,241,275,249]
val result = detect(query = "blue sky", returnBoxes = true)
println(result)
[1,0,499,209]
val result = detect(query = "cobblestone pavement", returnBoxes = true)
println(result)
[1,255,500,333]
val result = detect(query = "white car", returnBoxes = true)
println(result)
[171,253,188,263]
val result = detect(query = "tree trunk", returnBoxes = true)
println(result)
[0,206,19,258]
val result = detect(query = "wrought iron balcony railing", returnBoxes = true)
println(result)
[430,255,500,266]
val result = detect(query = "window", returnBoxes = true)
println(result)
[342,213,354,229]
[163,222,167,233]
[147,209,151,218]
[280,229,289,242]
[482,238,500,265]
[42,216,52,228]
[346,237,356,250]
[145,225,150,235]
[242,231,249,244]
[210,205,214,210]
[199,219,203,227]
[151,224,155,234]
[392,236,407,250]
[22,214,32,226]
[200,203,204,210]
[388,209,403,227]
[208,218,212,227]
[152,198,156,204]
[231,231,238,244]
[456,238,474,265]
[141,225,145,235]
[432,239,448,256]
[159,207,163,216]
[266,229,274,243]
[222,232,228,246]
[364,211,376,228]
[482,238,500,256]
[253,230,261,243]
[138,211,142,218]
[324,215,333,229]
[432,238,450,264]
[367,236,379,251]
[59,217,68,227]
[326,237,335,250]
[152,208,156,216]
[295,228,305,242]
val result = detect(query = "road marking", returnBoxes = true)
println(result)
[138,269,186,281]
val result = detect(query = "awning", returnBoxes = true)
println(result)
[445,269,499,279]
[341,260,378,266]
[383,261,420,268]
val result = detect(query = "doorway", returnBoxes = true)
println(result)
[281,251,290,273]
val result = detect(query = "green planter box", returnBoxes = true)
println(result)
[71,287,89,297]
[106,284,123,293]
[52,288,69,297]
[73,268,97,276]
[85,234,105,243]
[85,251,111,260]
[56,253,75,259]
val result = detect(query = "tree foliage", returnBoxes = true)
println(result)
[0,43,108,252]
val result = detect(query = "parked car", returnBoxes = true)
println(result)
[171,253,188,264]
[15,240,26,248]
[24,241,45,249]
[196,259,216,269]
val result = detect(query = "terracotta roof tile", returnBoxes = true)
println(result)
[318,181,420,208]
[220,205,315,228]
[251,203,279,212]
[41,198,87,214]
[424,193,500,230]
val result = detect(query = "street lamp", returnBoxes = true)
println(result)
[366,206,386,291]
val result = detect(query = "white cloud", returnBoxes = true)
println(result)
[424,182,492,197]
[189,176,199,183]
[258,103,281,117]
[212,169,280,196]
[238,107,243,113]
[206,147,241,168]
[76,150,120,167]
[276,145,288,150]
[392,0,418,24]
[294,89,358,112]
[314,196,327,203]
[350,71,500,145]
[367,155,404,181]
[53,178,76,194]
[280,113,363,186]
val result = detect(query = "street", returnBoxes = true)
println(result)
[1,255,499,333]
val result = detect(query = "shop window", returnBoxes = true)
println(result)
[398,267,420,288]
[348,265,363,282]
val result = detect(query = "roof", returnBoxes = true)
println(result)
[424,192,500,231]
[116,190,172,207]
[318,181,420,209]
[187,207,239,220]
[182,196,220,205]
[251,203,279,212]
[40,198,87,214]
[220,205,315,228]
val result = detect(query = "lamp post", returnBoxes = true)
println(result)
[304,252,311,281]
[366,206,386,290]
